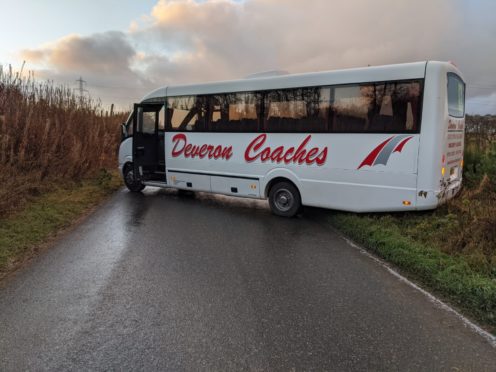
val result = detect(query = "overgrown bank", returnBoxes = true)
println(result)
[0,65,126,276]
[328,117,496,331]
[0,171,122,276]
[0,65,127,218]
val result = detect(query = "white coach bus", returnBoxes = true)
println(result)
[118,61,465,217]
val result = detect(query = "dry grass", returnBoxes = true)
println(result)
[0,65,127,217]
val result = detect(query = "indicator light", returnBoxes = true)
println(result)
[441,167,446,177]
[402,200,411,206]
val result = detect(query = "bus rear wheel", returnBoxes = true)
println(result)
[123,164,145,192]
[268,181,301,217]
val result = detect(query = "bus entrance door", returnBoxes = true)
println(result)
[133,103,165,182]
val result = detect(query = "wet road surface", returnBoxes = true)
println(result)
[0,188,495,370]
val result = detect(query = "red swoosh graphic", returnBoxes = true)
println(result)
[393,136,413,153]
[357,136,394,170]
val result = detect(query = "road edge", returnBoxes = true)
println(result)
[329,225,496,347]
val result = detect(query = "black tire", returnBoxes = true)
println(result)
[268,181,301,217]
[123,164,145,192]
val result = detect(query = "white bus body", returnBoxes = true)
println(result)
[118,61,465,216]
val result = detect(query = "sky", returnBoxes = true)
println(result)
[1,0,495,113]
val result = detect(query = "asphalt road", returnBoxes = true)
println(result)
[0,188,495,371]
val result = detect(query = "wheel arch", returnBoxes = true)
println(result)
[262,168,303,201]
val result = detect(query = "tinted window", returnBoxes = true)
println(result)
[265,87,330,132]
[167,96,207,131]
[209,92,261,132]
[165,80,422,133]
[137,107,156,134]
[332,81,421,132]
[447,73,465,117]
[158,105,165,130]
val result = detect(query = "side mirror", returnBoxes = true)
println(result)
[121,123,127,141]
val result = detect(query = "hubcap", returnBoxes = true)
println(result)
[274,188,293,212]
[125,169,135,185]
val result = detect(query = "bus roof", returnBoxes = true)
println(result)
[142,61,434,102]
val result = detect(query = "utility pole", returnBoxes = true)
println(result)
[75,76,89,104]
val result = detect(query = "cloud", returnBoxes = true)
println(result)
[21,32,135,74]
[18,0,496,112]
[20,31,154,107]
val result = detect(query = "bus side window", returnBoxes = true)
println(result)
[331,81,421,133]
[387,82,420,132]
[158,106,165,131]
[141,110,156,134]
[167,96,206,131]
[208,93,260,132]
[265,88,328,132]
[209,95,226,131]
[332,85,374,132]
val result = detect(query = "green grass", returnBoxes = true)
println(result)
[327,138,496,331]
[328,202,496,331]
[0,170,122,274]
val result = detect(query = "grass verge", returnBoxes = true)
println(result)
[0,170,122,276]
[327,212,496,333]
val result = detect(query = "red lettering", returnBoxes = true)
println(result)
[244,134,267,162]
[270,146,285,162]
[171,134,186,157]
[244,134,327,166]
[315,148,327,165]
[260,148,271,161]
[171,134,232,160]
[184,143,192,157]
[213,146,222,158]
[283,147,295,163]
[306,147,319,164]
[172,133,327,165]
[207,145,214,158]
[222,147,233,160]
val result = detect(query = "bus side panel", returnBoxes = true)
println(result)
[165,132,419,212]
[300,173,418,213]
[168,172,211,192]
[211,176,260,198]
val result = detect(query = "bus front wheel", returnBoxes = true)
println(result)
[268,181,301,217]
[123,164,145,192]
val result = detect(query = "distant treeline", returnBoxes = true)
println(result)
[466,114,496,139]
